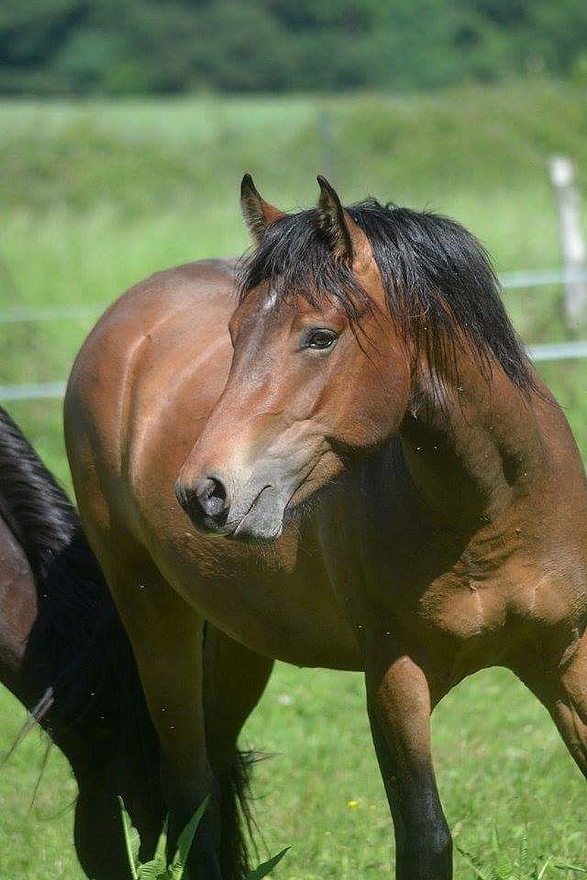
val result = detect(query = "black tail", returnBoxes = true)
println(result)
[217,749,259,879]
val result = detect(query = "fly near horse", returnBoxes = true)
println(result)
[65,176,587,879]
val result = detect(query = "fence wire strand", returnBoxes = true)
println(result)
[2,269,587,400]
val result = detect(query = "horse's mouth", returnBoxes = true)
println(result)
[228,485,282,541]
[178,446,344,543]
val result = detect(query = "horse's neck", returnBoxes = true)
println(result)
[396,363,556,536]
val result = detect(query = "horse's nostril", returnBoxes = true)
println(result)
[176,475,230,529]
[195,476,228,520]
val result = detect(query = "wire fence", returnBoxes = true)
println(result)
[0,382,67,401]
[0,305,103,324]
[1,267,587,401]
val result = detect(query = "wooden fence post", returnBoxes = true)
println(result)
[549,155,587,329]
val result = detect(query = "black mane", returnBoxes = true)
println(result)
[239,198,534,392]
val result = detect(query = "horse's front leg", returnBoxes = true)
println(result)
[365,643,451,880]
[101,546,223,880]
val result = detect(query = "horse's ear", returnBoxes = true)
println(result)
[316,175,371,270]
[240,174,287,244]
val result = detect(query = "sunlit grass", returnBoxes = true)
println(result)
[1,665,587,878]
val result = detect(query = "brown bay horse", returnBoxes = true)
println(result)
[65,176,587,879]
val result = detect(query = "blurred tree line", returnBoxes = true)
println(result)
[1,0,586,95]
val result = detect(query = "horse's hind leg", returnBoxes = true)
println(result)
[203,625,274,879]
[510,632,587,779]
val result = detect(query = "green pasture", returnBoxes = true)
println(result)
[1,665,587,879]
[1,80,587,878]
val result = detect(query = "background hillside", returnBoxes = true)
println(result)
[1,0,587,94]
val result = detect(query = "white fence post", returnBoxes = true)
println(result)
[549,155,587,329]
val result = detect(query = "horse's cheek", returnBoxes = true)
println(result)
[361,362,410,445]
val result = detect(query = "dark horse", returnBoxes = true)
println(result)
[65,176,587,879]
[0,405,163,876]
[0,406,255,878]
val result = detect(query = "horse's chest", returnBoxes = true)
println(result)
[320,519,496,641]
[324,523,587,664]
[417,574,511,642]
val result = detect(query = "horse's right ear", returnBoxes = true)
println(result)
[240,174,287,244]
[316,175,371,271]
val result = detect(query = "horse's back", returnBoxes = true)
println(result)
[67,257,236,423]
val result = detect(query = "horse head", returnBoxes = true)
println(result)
[176,176,411,541]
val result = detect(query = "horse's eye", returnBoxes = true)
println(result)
[303,328,339,351]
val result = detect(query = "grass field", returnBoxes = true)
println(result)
[1,79,587,879]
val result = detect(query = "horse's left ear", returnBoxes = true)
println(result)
[316,175,372,271]
[241,174,287,244]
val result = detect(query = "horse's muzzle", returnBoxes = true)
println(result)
[175,474,284,542]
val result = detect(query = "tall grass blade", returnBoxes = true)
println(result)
[118,796,140,880]
[456,845,497,880]
[168,795,210,879]
[536,857,553,880]
[246,847,290,880]
[516,836,529,880]
[134,865,163,880]
[492,827,511,879]
[152,817,169,870]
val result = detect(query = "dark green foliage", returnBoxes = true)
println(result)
[118,796,289,880]
[0,0,586,95]
[456,831,587,879]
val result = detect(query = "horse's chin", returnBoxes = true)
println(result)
[223,486,286,543]
[225,481,316,544]
[198,450,346,544]
[230,511,283,543]
[286,449,346,512]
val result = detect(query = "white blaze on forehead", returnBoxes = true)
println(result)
[262,289,279,312]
